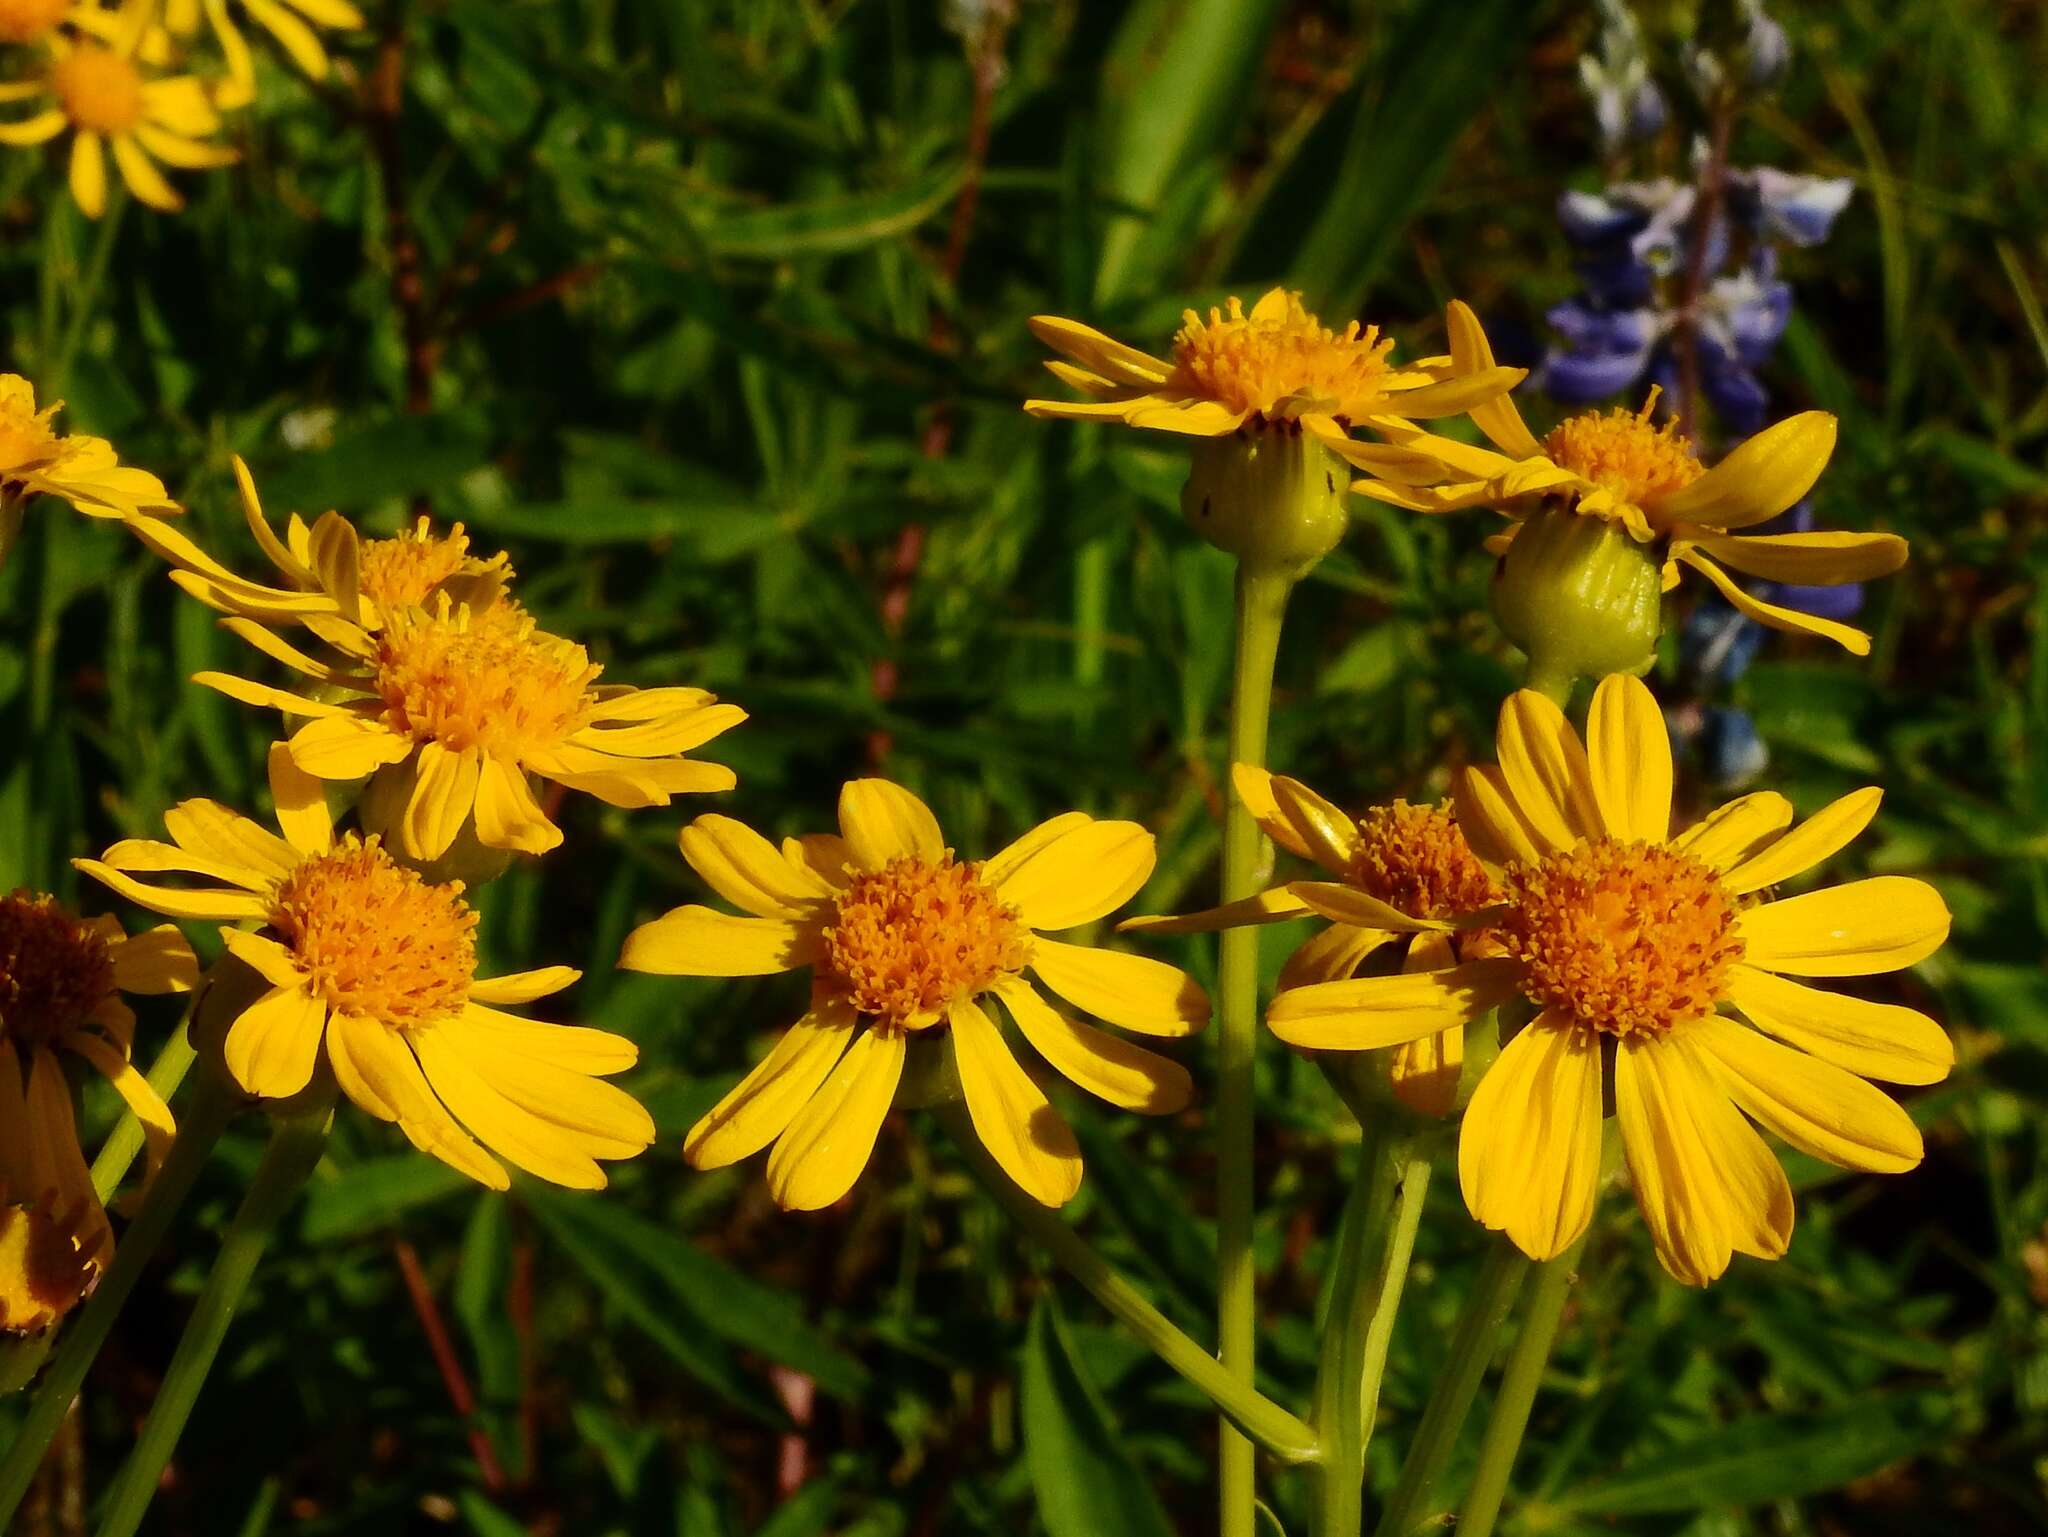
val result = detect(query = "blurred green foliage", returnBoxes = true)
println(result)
[1,0,2045,1533]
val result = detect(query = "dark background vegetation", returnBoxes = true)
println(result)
[2,1,2044,1532]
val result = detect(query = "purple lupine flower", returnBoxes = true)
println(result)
[1740,0,1791,88]
[1728,168,1854,246]
[1682,599,1770,689]
[1698,707,1770,787]
[1579,0,1667,152]
[1535,298,1663,401]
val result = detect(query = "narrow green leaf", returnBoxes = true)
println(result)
[299,1156,472,1243]
[1020,1294,1176,1537]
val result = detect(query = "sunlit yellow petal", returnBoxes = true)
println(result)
[1651,411,1836,529]
[1458,1013,1601,1260]
[837,778,944,870]
[950,996,1082,1207]
[1585,673,1671,843]
[1690,1013,1922,1172]
[994,974,1190,1115]
[618,906,823,978]
[1720,787,1881,895]
[1266,958,1521,1050]
[1028,939,1208,1037]
[1737,876,1950,977]
[685,997,858,1169]
[1724,965,1953,1086]
[765,1027,905,1211]
[992,819,1155,931]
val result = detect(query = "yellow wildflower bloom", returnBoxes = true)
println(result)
[1349,302,1906,654]
[0,19,238,218]
[620,780,1208,1211]
[78,747,656,1191]
[1265,675,1953,1286]
[164,0,365,109]
[0,0,72,46]
[0,890,194,1267]
[1024,287,1525,467]
[0,1193,97,1334]
[1126,776,1500,1117]
[0,373,175,535]
[128,458,513,630]
[191,591,743,863]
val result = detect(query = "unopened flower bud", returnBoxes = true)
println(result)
[1491,508,1663,689]
[1180,420,1348,575]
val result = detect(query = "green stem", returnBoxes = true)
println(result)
[936,1103,1319,1465]
[45,187,126,400]
[1520,659,1577,708]
[1216,564,1293,1537]
[1455,1230,1589,1537]
[93,1098,333,1537]
[0,1025,200,1397]
[0,1069,236,1528]
[0,489,24,581]
[1311,1132,1431,1537]
[1372,1239,1530,1537]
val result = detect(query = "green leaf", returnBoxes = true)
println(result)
[1551,1396,1951,1516]
[701,164,964,259]
[753,1479,842,1537]
[1020,1293,1176,1537]
[299,1155,473,1243]
[254,413,493,513]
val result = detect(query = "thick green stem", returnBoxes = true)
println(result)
[1216,564,1293,1536]
[0,1070,236,1527]
[0,1026,200,1397]
[93,1098,333,1537]
[1372,1239,1530,1537]
[937,1103,1319,1465]
[1455,1230,1589,1537]
[1311,1132,1431,1537]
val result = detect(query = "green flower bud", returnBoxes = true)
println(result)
[1180,420,1348,575]
[1491,507,1663,690]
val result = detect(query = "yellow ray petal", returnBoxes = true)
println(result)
[1025,315,1171,387]
[73,859,267,921]
[70,132,107,220]
[837,778,944,870]
[1720,787,1881,895]
[994,819,1156,931]
[1389,932,1463,1118]
[400,743,480,861]
[472,757,561,856]
[1266,958,1521,1050]
[1678,529,1908,585]
[65,1032,177,1179]
[466,967,579,1006]
[287,715,414,779]
[1454,764,1548,870]
[1495,690,1603,853]
[439,1020,654,1157]
[994,975,1191,1115]
[1673,790,1795,873]
[266,741,334,857]
[1677,550,1874,654]
[1651,411,1836,530]
[324,1011,508,1189]
[685,997,858,1169]
[1118,886,1311,935]
[110,133,181,212]
[678,818,839,919]
[1689,1013,1922,1173]
[1445,299,1543,458]
[1585,673,1671,843]
[1229,763,1312,858]
[950,996,1082,1207]
[1457,1013,1601,1260]
[460,1004,638,1074]
[765,1027,905,1211]
[223,982,329,1100]
[1286,880,1450,932]
[411,1029,619,1185]
[1724,965,1952,1086]
[981,811,1091,886]
[1268,775,1361,875]
[109,925,199,994]
[195,670,354,719]
[1028,939,1209,1037]
[1738,876,1950,977]
[165,796,299,881]
[618,906,823,977]
[0,111,67,148]
[1615,1032,1765,1285]
[1277,922,1391,990]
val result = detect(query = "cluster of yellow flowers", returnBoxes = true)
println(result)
[1028,287,1948,1285]
[0,0,362,216]
[0,275,1952,1338]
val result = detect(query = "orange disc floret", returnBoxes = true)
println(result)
[1500,839,1742,1037]
[823,856,1031,1028]
[1542,391,1704,517]
[0,892,113,1048]
[50,45,146,134]
[358,522,508,610]
[1169,292,1396,422]
[373,599,595,758]
[266,835,477,1027]
[1349,801,1499,921]
[0,0,69,45]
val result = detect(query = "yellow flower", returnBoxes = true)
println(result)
[1349,302,1906,654]
[1264,674,1954,1286]
[0,1195,98,1334]
[0,21,238,218]
[0,889,194,1267]
[620,780,1208,1211]
[0,0,72,46]
[163,0,365,108]
[128,458,513,630]
[1126,775,1500,1118]
[0,373,175,521]
[1024,287,1524,465]
[192,590,744,863]
[77,747,656,1191]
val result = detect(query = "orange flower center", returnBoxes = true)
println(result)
[1541,391,1703,518]
[51,45,146,134]
[0,1200,96,1335]
[1169,292,1395,422]
[358,522,508,610]
[822,856,1030,1028]
[1349,801,1499,920]
[0,891,112,1049]
[0,391,62,480]
[1500,838,1741,1037]
[266,835,476,1028]
[0,0,69,47]
[373,600,595,758]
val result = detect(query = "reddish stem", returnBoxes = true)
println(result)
[1671,94,1735,447]
[393,1238,507,1494]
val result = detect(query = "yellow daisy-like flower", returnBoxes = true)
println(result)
[620,779,1209,1211]
[1126,773,1501,1118]
[0,373,175,522]
[77,747,656,1191]
[0,20,238,218]
[1349,302,1906,654]
[164,0,365,109]
[192,591,744,863]
[0,1192,98,1334]
[0,890,194,1267]
[1264,674,1954,1286]
[0,0,73,46]
[1024,287,1525,463]
[128,458,513,630]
